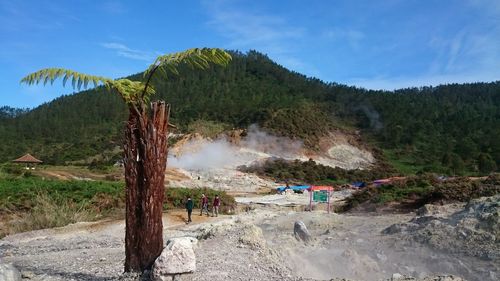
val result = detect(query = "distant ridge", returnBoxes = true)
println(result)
[0,50,498,175]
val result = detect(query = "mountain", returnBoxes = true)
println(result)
[1,50,499,175]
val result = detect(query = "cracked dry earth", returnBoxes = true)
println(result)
[1,203,497,281]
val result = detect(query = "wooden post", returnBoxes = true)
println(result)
[309,189,312,211]
[124,101,170,272]
[327,189,331,214]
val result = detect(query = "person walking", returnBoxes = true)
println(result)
[185,196,194,223]
[200,194,209,216]
[212,194,220,217]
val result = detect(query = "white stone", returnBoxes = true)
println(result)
[294,221,311,242]
[0,263,22,281]
[391,273,403,280]
[152,237,197,280]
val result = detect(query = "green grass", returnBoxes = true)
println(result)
[375,184,433,204]
[0,176,236,237]
[382,149,425,175]
[0,177,124,213]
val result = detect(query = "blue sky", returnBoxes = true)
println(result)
[1,0,499,108]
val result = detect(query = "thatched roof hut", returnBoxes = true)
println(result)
[12,154,43,169]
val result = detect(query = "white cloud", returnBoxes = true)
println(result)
[203,0,318,77]
[206,2,304,48]
[101,42,156,61]
[323,28,365,49]
[101,0,127,14]
[349,70,500,91]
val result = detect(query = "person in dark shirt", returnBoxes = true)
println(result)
[185,196,194,223]
[200,194,209,216]
[212,195,220,217]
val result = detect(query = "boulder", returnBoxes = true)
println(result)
[0,263,22,281]
[152,237,197,281]
[238,225,266,249]
[294,221,311,242]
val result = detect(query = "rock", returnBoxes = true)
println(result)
[385,274,465,281]
[294,221,311,242]
[21,271,35,279]
[0,263,22,281]
[384,195,500,259]
[238,225,266,249]
[391,273,404,280]
[421,275,465,281]
[152,237,197,281]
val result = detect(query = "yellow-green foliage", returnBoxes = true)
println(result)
[145,48,232,78]
[21,48,232,106]
[112,79,155,104]
[20,68,113,90]
[187,120,230,138]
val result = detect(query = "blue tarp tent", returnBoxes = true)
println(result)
[352,182,366,188]
[276,185,310,193]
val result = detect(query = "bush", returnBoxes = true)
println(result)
[6,192,97,235]
[239,157,396,185]
[0,177,124,214]
[187,120,230,139]
[341,174,500,212]
[1,163,25,176]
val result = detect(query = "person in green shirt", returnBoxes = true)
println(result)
[185,196,194,223]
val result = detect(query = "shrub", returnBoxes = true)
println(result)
[187,120,230,139]
[1,163,25,176]
[5,191,97,235]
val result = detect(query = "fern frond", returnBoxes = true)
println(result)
[110,79,155,104]
[144,48,232,79]
[20,68,113,91]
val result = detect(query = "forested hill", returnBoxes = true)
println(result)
[1,50,499,175]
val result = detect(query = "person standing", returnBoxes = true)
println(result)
[185,196,194,223]
[200,194,209,216]
[212,194,220,217]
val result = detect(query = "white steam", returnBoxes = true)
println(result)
[168,139,240,170]
[242,124,303,158]
[168,125,303,171]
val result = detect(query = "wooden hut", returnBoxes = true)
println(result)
[12,153,43,169]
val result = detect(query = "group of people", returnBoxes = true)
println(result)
[185,194,220,223]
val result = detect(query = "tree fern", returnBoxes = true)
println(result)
[21,48,232,105]
[144,48,232,80]
[21,68,113,91]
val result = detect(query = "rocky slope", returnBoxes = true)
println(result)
[165,129,375,193]
[383,195,499,262]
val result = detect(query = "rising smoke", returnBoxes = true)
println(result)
[242,124,303,158]
[355,104,383,131]
[168,125,303,170]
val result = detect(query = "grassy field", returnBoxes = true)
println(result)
[382,149,426,175]
[0,165,235,237]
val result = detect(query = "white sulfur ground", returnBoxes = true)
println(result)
[1,199,495,281]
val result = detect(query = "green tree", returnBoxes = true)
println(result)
[20,48,231,273]
[450,153,465,175]
[478,153,497,174]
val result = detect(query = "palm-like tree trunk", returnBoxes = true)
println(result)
[124,101,170,272]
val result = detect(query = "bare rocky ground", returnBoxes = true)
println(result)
[2,195,496,281]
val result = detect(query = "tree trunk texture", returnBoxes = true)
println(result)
[124,101,170,272]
